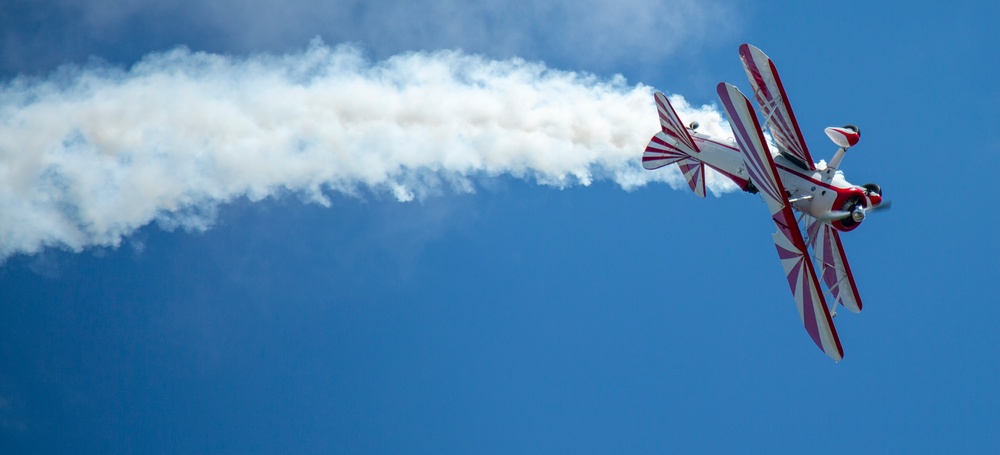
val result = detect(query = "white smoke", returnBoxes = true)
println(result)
[0,39,735,260]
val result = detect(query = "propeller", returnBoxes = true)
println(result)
[816,183,890,224]
[819,199,891,222]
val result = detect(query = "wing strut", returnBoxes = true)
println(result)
[803,216,864,313]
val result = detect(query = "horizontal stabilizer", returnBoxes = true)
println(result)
[643,92,699,170]
[677,158,706,197]
[643,92,705,197]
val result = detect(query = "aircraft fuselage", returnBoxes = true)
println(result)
[689,132,877,232]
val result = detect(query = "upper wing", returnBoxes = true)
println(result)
[717,82,844,361]
[739,44,816,170]
[805,217,863,313]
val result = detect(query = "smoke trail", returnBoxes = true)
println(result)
[0,39,736,260]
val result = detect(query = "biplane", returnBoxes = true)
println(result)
[643,44,888,360]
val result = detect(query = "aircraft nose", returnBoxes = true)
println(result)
[851,207,866,222]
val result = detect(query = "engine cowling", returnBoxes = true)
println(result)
[830,183,885,231]
[832,188,868,231]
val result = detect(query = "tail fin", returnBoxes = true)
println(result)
[643,92,706,197]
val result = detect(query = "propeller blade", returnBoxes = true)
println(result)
[817,201,889,223]
[868,200,892,212]
[818,210,853,221]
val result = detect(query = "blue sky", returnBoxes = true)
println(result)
[2,0,999,453]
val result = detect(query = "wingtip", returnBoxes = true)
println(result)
[739,43,769,64]
[740,43,762,54]
[653,91,667,105]
[715,81,735,98]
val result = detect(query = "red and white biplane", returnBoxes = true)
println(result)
[643,44,888,361]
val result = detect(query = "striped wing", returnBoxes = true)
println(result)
[717,82,843,361]
[805,217,863,313]
[739,44,816,170]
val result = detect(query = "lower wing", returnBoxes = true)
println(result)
[717,82,844,361]
[805,216,863,313]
